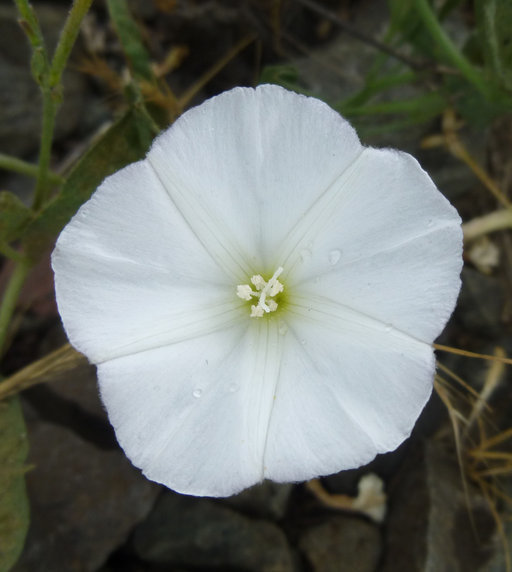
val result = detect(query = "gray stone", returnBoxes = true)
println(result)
[134,491,294,571]
[298,515,381,572]
[457,267,506,338]
[222,480,294,520]
[13,395,160,571]
[382,440,495,572]
[481,477,512,571]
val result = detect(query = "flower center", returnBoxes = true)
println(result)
[236,267,284,318]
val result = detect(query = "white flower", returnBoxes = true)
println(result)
[52,85,463,497]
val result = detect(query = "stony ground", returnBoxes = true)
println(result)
[2,1,512,571]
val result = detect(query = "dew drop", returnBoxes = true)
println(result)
[228,383,239,393]
[278,321,288,336]
[192,389,202,399]
[385,324,392,332]
[300,249,312,262]
[300,339,307,346]
[427,219,433,228]
[328,249,341,265]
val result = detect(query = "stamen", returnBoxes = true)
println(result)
[236,285,253,301]
[236,267,284,318]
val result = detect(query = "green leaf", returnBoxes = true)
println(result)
[23,107,156,257]
[106,0,154,82]
[0,192,31,245]
[0,397,30,571]
[259,65,309,95]
[476,0,512,91]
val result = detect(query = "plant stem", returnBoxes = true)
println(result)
[463,209,512,242]
[32,88,58,211]
[49,0,94,88]
[13,0,45,50]
[413,0,489,96]
[0,244,25,263]
[32,0,94,211]
[0,259,30,358]
[0,153,63,184]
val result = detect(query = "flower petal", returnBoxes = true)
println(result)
[147,84,362,273]
[264,304,434,482]
[284,148,463,341]
[98,320,284,497]
[52,160,242,363]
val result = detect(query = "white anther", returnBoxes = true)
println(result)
[250,304,265,318]
[251,275,266,291]
[237,266,285,318]
[269,281,284,297]
[236,284,253,301]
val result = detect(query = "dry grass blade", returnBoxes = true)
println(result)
[436,360,482,400]
[0,344,87,401]
[465,347,506,435]
[478,428,512,451]
[434,378,476,529]
[177,34,257,110]
[434,343,512,365]
[423,109,511,208]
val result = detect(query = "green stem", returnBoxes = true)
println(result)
[49,0,94,87]
[413,0,489,96]
[0,244,25,263]
[32,88,57,211]
[32,0,94,211]
[13,0,45,50]
[0,153,63,185]
[0,259,30,358]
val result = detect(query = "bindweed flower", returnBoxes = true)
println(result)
[52,85,463,497]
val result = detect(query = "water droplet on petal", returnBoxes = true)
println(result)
[228,383,239,393]
[192,389,202,398]
[300,339,307,346]
[385,324,392,332]
[278,321,288,336]
[427,219,433,228]
[328,249,341,265]
[300,249,312,262]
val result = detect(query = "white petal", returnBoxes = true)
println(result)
[284,148,463,342]
[264,304,434,482]
[147,84,362,273]
[98,319,284,497]
[52,160,242,363]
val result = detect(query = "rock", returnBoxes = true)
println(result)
[298,514,381,572]
[382,439,495,572]
[12,390,160,571]
[481,477,512,571]
[456,267,506,338]
[133,491,294,571]
[221,480,294,520]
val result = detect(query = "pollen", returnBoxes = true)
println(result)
[236,267,284,318]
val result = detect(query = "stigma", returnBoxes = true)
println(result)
[236,267,284,318]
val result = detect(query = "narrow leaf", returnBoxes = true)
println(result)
[106,0,154,82]
[0,396,30,571]
[476,0,512,91]
[0,192,31,245]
